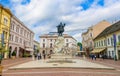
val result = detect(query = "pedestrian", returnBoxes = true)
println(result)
[34,53,37,60]
[94,55,96,60]
[37,52,41,60]
[91,54,94,60]
[102,55,104,60]
[42,50,46,60]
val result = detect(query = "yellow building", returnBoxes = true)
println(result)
[0,5,12,58]
[93,20,120,60]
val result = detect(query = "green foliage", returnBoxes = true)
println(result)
[117,42,120,45]
[12,51,16,56]
[0,44,6,53]
[77,42,82,46]
[23,53,31,57]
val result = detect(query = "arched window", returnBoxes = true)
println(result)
[50,43,52,48]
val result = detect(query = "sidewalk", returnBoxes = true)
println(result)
[1,57,31,69]
[78,57,120,69]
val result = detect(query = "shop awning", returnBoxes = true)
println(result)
[77,51,85,53]
[25,48,34,52]
[91,48,106,53]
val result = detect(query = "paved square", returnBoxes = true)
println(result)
[9,59,114,70]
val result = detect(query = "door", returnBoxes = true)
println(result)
[118,50,120,60]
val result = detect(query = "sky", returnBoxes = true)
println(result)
[0,0,120,42]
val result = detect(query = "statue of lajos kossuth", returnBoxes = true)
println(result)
[56,22,65,36]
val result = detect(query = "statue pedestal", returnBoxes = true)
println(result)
[47,53,74,63]
[51,53,72,59]
[54,36,64,53]
[47,36,73,63]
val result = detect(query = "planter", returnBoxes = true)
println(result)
[12,56,16,59]
[0,65,3,76]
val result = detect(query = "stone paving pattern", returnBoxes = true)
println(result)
[1,57,120,76]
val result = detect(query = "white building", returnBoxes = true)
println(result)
[9,16,34,58]
[39,32,77,55]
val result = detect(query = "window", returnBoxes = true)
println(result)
[66,39,68,42]
[29,42,31,46]
[108,51,111,57]
[66,43,69,47]
[5,32,7,39]
[112,51,114,58]
[50,43,52,48]
[43,43,45,48]
[118,35,120,42]
[90,41,92,47]
[101,40,103,46]
[15,36,19,43]
[43,39,45,42]
[104,40,106,46]
[99,41,100,46]
[11,35,14,41]
[20,28,23,35]
[9,34,11,41]
[24,31,26,36]
[12,23,15,30]
[50,39,52,42]
[4,17,8,25]
[94,42,96,47]
[97,42,99,47]
[90,33,92,37]
[20,38,22,43]
[108,38,110,45]
[15,36,17,42]
[111,37,113,46]
[16,27,19,33]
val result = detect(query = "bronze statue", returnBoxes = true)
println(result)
[57,22,65,36]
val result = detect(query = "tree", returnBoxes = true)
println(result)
[77,42,82,51]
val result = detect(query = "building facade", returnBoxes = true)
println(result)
[93,20,120,60]
[0,5,12,58]
[9,16,34,58]
[82,20,111,56]
[39,32,77,56]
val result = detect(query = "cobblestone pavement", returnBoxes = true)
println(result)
[2,57,32,69]
[81,57,120,69]
[2,68,120,76]
[1,57,120,76]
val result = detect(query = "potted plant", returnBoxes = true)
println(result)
[11,51,16,59]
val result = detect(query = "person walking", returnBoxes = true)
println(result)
[37,52,41,60]
[42,50,46,60]
[91,54,94,60]
[102,55,105,60]
[94,55,96,60]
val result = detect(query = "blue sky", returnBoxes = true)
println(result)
[0,0,120,42]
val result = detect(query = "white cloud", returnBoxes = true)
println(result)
[10,0,120,42]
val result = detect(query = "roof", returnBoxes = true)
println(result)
[0,4,12,16]
[39,33,77,41]
[12,16,34,34]
[94,20,120,40]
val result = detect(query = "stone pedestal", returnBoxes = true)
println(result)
[48,36,73,63]
[54,36,64,53]
[51,53,72,59]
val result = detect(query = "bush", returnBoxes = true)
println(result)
[12,51,16,56]
[23,53,31,57]
[117,42,120,45]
